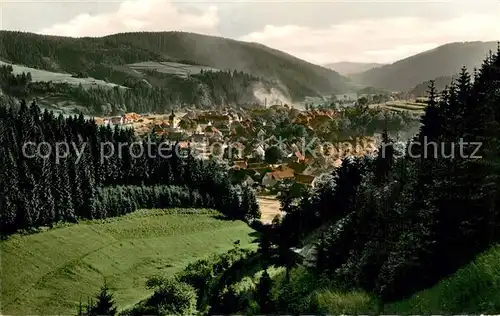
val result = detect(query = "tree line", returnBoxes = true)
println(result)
[0,100,260,235]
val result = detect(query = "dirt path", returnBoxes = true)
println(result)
[257,196,284,224]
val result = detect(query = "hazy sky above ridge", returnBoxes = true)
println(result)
[1,0,499,64]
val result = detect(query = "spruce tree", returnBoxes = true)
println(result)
[87,283,117,316]
[257,269,273,314]
[373,129,394,185]
[241,187,261,221]
[39,158,56,226]
[0,150,20,234]
[52,159,75,222]
[17,159,38,229]
[418,80,442,143]
[258,225,272,268]
[314,232,328,275]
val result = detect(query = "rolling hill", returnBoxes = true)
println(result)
[350,41,498,91]
[324,62,385,76]
[1,209,255,315]
[0,31,350,102]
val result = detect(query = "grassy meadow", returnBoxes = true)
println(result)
[385,245,500,314]
[0,60,125,90]
[1,209,256,315]
[370,100,427,115]
[307,245,500,314]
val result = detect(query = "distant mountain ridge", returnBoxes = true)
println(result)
[0,31,350,102]
[350,41,498,91]
[324,62,385,75]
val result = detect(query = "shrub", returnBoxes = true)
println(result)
[144,277,198,316]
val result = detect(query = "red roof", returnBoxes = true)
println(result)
[124,112,141,120]
[268,167,294,180]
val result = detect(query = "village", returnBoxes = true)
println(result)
[93,103,381,195]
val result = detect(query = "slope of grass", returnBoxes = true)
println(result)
[313,290,379,314]
[0,60,125,89]
[127,61,220,78]
[0,209,256,315]
[310,245,500,314]
[369,101,426,115]
[386,101,427,111]
[385,245,500,314]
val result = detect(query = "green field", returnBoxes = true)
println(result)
[386,101,427,111]
[0,60,126,90]
[1,209,256,315]
[370,100,426,115]
[125,61,221,78]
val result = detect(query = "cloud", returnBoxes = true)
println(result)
[239,13,500,64]
[33,1,500,65]
[38,0,220,38]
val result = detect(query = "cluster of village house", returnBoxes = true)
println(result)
[94,106,378,191]
[96,108,246,140]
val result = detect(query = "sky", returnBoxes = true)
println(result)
[1,0,499,65]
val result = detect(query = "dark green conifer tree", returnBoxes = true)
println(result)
[257,269,273,314]
[52,159,75,222]
[0,150,20,234]
[373,129,394,185]
[87,283,117,316]
[39,158,56,226]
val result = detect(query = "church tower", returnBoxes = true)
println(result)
[169,110,176,127]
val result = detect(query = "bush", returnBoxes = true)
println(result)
[123,277,198,316]
[270,266,318,314]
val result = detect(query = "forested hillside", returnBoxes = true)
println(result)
[0,64,283,115]
[351,41,498,91]
[0,31,349,102]
[113,47,500,316]
[409,75,456,97]
[0,101,260,235]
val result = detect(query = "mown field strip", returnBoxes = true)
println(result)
[1,209,256,315]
